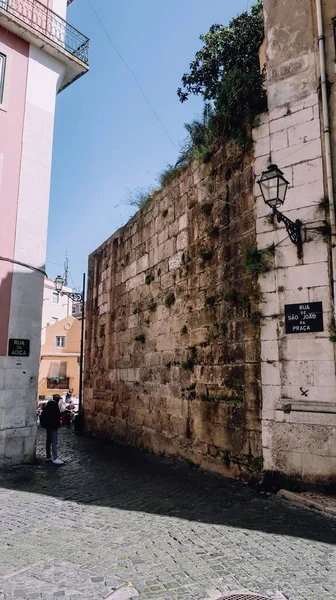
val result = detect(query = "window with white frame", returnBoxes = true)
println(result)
[55,335,66,348]
[53,292,59,304]
[0,53,6,105]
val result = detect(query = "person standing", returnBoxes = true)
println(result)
[65,390,72,405]
[40,394,64,465]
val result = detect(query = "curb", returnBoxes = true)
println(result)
[278,489,336,516]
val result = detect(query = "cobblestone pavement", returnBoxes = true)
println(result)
[0,429,335,600]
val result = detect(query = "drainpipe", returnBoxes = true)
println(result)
[316,0,336,312]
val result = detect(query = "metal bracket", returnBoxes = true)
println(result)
[59,291,83,303]
[273,208,303,259]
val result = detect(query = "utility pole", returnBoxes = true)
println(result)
[64,251,69,287]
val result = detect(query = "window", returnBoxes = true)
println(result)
[51,317,58,325]
[0,53,6,105]
[53,292,59,304]
[55,335,66,348]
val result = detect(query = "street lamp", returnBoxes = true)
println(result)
[54,273,85,433]
[54,274,64,293]
[257,164,303,259]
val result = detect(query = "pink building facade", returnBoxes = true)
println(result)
[0,0,89,464]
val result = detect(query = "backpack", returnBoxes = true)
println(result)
[39,405,48,428]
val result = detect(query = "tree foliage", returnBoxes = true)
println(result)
[177,103,216,166]
[177,1,264,103]
[215,67,266,145]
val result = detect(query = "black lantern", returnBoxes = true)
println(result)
[54,274,64,292]
[257,163,303,259]
[258,164,289,209]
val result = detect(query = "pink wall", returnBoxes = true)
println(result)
[0,27,29,355]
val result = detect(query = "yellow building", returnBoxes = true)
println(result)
[38,316,81,400]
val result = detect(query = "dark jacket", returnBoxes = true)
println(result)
[42,399,61,429]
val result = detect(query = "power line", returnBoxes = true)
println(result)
[69,271,78,292]
[87,0,178,151]
[46,260,84,273]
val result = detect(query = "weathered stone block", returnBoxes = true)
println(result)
[272,137,322,168]
[136,254,149,273]
[176,230,188,251]
[168,251,184,271]
[254,134,271,159]
[179,214,188,231]
[293,157,324,186]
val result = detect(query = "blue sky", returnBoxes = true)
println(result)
[47,0,251,290]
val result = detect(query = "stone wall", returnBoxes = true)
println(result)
[254,0,336,486]
[84,145,262,478]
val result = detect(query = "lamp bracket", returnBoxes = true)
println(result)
[59,291,84,303]
[273,208,303,259]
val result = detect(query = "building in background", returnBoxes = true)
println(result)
[72,299,85,320]
[39,315,81,399]
[41,277,73,344]
[0,0,89,465]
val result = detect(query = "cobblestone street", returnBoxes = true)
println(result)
[0,428,335,600]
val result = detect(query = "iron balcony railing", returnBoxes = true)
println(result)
[0,0,89,65]
[47,376,70,390]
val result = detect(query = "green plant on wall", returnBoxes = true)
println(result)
[145,272,155,285]
[208,226,220,238]
[199,249,213,262]
[148,300,157,312]
[207,322,220,341]
[200,202,213,216]
[243,247,270,276]
[200,394,244,406]
[250,283,264,302]
[249,311,262,326]
[205,295,216,307]
[222,288,239,304]
[181,357,196,371]
[181,346,197,371]
[135,333,146,344]
[221,450,231,467]
[165,292,176,308]
[159,164,183,187]
[127,186,155,210]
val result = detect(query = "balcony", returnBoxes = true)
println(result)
[47,376,70,390]
[0,0,89,90]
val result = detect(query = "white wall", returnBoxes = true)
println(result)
[253,1,336,484]
[0,46,65,465]
[52,0,68,20]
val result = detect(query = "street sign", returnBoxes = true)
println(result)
[8,339,30,357]
[284,302,323,334]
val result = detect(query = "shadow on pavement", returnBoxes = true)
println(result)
[1,428,335,546]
